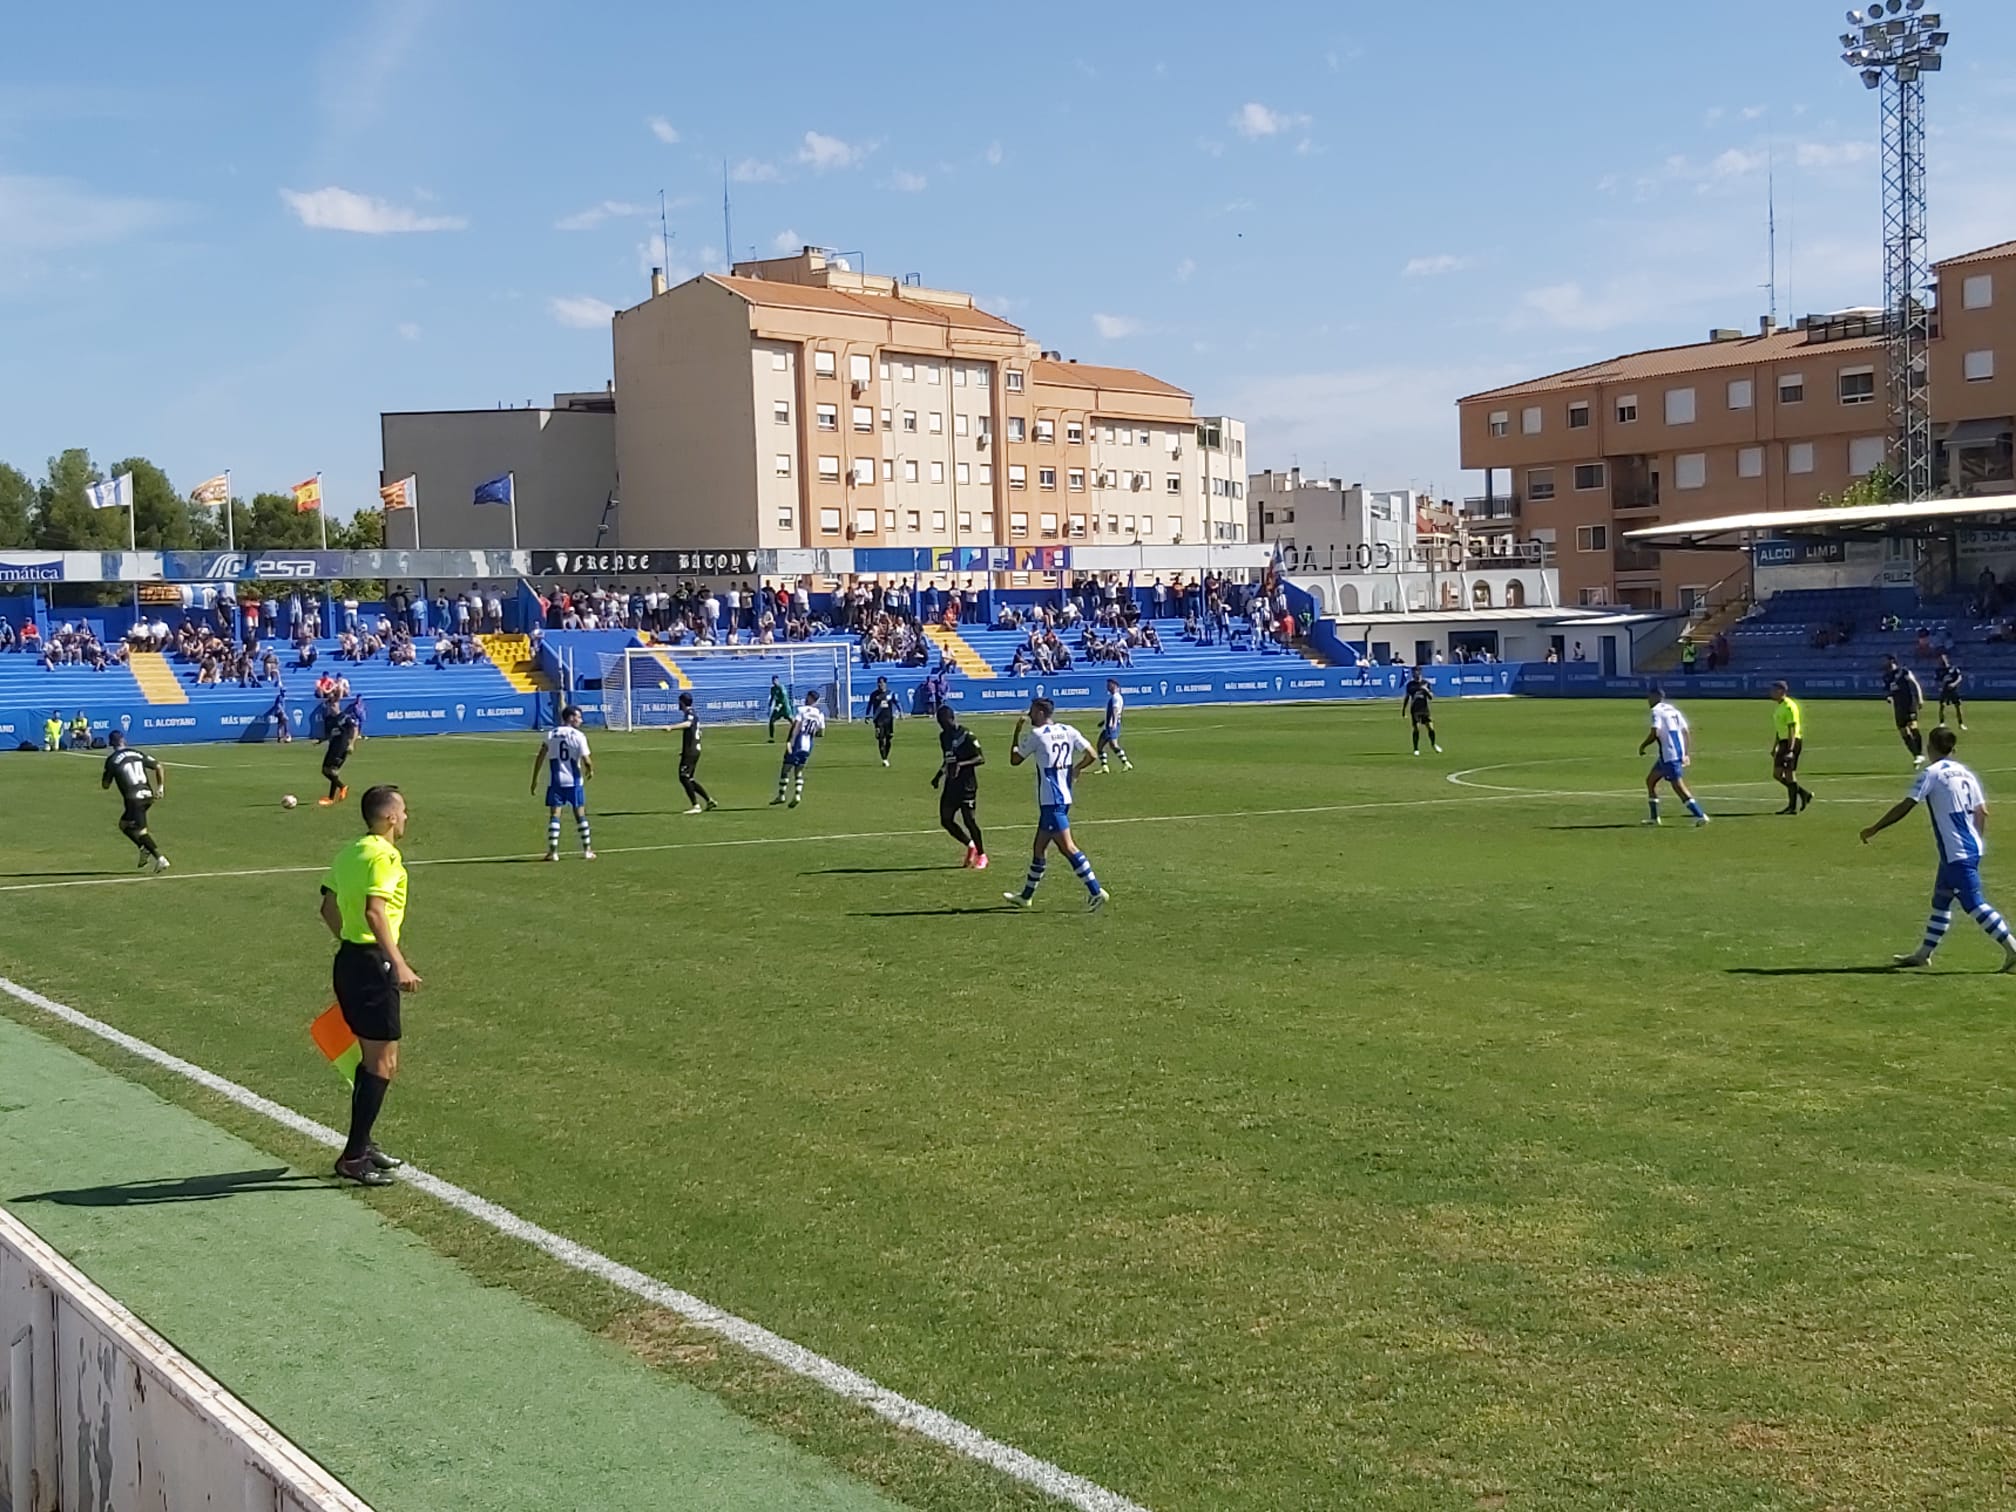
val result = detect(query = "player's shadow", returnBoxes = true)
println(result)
[1725,965,1903,976]
[12,1167,324,1207]
[850,906,1016,917]
[0,869,121,879]
[811,865,956,876]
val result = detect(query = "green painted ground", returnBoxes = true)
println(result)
[4,699,2016,1510]
[0,1014,905,1512]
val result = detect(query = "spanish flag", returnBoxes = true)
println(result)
[293,475,323,514]
[309,1004,361,1087]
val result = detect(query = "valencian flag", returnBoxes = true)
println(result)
[309,1004,361,1088]
[379,476,416,511]
[293,476,323,514]
[190,474,230,507]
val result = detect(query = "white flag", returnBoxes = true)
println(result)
[86,472,134,511]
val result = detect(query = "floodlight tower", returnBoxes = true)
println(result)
[1841,1,1950,502]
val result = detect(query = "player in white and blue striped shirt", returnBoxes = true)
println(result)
[1860,726,2016,969]
[1095,679,1132,773]
[1636,688,1709,827]
[1004,697,1110,912]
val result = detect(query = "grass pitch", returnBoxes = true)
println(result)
[4,698,2016,1512]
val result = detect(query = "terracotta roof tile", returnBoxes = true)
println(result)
[1459,328,1885,403]
[705,275,1024,334]
[1028,358,1190,400]
[1938,238,2016,268]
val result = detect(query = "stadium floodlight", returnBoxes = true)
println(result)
[1838,3,1950,503]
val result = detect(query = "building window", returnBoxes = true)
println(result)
[1838,366,1876,405]
[924,411,941,435]
[883,509,896,531]
[1106,514,1120,534]
[1568,402,1590,430]
[1578,588,1609,607]
[956,462,971,485]
[1665,387,1696,424]
[1487,410,1509,437]
[1164,516,1180,538]
[878,360,891,380]
[1674,453,1707,490]
[1576,524,1609,552]
[955,413,969,436]
[849,353,871,383]
[818,507,841,533]
[1123,514,1136,534]
[1965,274,1994,309]
[906,510,922,532]
[1068,513,1087,537]
[881,408,893,431]
[777,505,794,529]
[902,410,917,433]
[1008,417,1026,442]
[773,400,790,425]
[816,404,837,431]
[926,365,941,386]
[1727,378,1753,410]
[1039,513,1059,536]
[882,459,894,481]
[1039,467,1057,489]
[1616,395,1638,424]
[774,454,792,477]
[1738,446,1763,478]
[1008,464,1027,489]
[1066,422,1084,445]
[980,510,994,531]
[814,350,836,377]
[931,510,946,531]
[771,351,790,372]
[978,464,992,485]
[930,461,946,485]
[852,406,873,432]
[1005,370,1024,392]
[1118,427,1133,446]
[1526,468,1556,502]
[1788,442,1815,474]
[856,508,877,533]
[1966,349,1996,382]
[1010,511,1028,535]
[953,368,967,388]
[1135,428,1150,447]
[817,455,840,480]
[1574,463,1606,491]
[1101,425,1115,445]
[1521,406,1542,435]
[1849,436,1886,475]
[900,363,915,382]
[1779,373,1805,403]
[1034,419,1054,443]
[1165,474,1182,495]
[975,368,990,389]
[1068,468,1086,491]
[903,459,919,483]
[958,511,973,531]
[852,457,875,485]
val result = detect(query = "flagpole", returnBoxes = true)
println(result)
[127,477,138,621]
[317,472,327,550]
[411,477,422,549]
[224,468,234,553]
[508,471,519,551]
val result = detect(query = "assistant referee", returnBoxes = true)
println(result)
[1770,681,1814,815]
[319,784,421,1186]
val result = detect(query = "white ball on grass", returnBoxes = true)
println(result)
[282,794,298,809]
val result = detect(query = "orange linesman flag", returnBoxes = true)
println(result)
[309,1003,361,1087]
[292,476,323,514]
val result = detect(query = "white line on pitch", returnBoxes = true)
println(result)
[53,748,212,770]
[0,974,1151,1512]
[0,790,1585,896]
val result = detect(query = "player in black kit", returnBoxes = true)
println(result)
[318,709,358,806]
[1403,669,1441,755]
[674,692,717,814]
[1935,652,1966,730]
[867,675,897,767]
[931,703,987,869]
[1879,654,1926,765]
[102,730,170,872]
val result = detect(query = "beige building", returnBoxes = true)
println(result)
[610,248,1240,564]
[1457,238,2016,611]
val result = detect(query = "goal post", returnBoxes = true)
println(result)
[599,642,853,731]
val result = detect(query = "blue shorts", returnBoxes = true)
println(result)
[1651,759,1684,784]
[783,748,811,769]
[1037,803,1072,833]
[545,784,585,810]
[1101,724,1121,743]
[1935,859,1989,912]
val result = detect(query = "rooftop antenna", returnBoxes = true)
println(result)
[659,190,672,280]
[722,160,733,274]
[1766,142,1778,325]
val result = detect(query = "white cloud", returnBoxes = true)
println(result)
[1741,104,1769,121]
[548,294,614,329]
[985,141,1003,167]
[888,169,928,193]
[1402,253,1474,278]
[0,174,170,251]
[1795,140,1876,170]
[555,199,646,231]
[1230,101,1310,141]
[1174,257,1197,283]
[1708,147,1767,179]
[647,116,679,144]
[396,321,421,342]
[280,186,465,234]
[1092,313,1142,340]
[730,158,780,184]
[772,229,803,253]
[1516,280,1661,334]
[798,131,866,171]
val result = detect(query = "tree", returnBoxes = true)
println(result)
[0,462,32,548]
[33,449,126,550]
[1818,466,1904,509]
[240,491,328,551]
[334,507,386,550]
[109,456,204,550]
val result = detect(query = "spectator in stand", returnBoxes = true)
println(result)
[485,590,503,633]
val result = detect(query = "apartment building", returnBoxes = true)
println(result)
[611,247,1239,565]
[1457,239,2016,610]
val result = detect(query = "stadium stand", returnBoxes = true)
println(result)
[1720,584,2016,683]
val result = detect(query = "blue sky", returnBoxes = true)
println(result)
[3,0,2013,518]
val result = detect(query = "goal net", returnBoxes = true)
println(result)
[599,641,853,731]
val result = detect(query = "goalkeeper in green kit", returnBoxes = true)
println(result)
[767,676,792,743]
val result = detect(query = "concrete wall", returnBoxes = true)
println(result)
[380,407,616,550]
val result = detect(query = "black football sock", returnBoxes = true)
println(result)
[344,1070,389,1160]
[1909,729,1925,757]
[327,771,343,799]
[941,811,970,848]
[1411,726,1420,751]
[962,807,984,854]
[1426,724,1438,746]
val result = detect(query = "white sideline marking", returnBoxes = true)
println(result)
[0,973,1152,1512]
[55,748,212,770]
[0,791,1561,896]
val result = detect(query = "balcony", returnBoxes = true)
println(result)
[1461,494,1520,522]
[1612,483,1660,512]
[1614,544,1663,575]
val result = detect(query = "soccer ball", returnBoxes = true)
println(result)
[282,795,298,810]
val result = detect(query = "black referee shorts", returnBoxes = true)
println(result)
[333,940,402,1042]
[1774,738,1803,773]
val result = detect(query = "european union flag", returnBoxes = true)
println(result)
[472,473,514,507]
